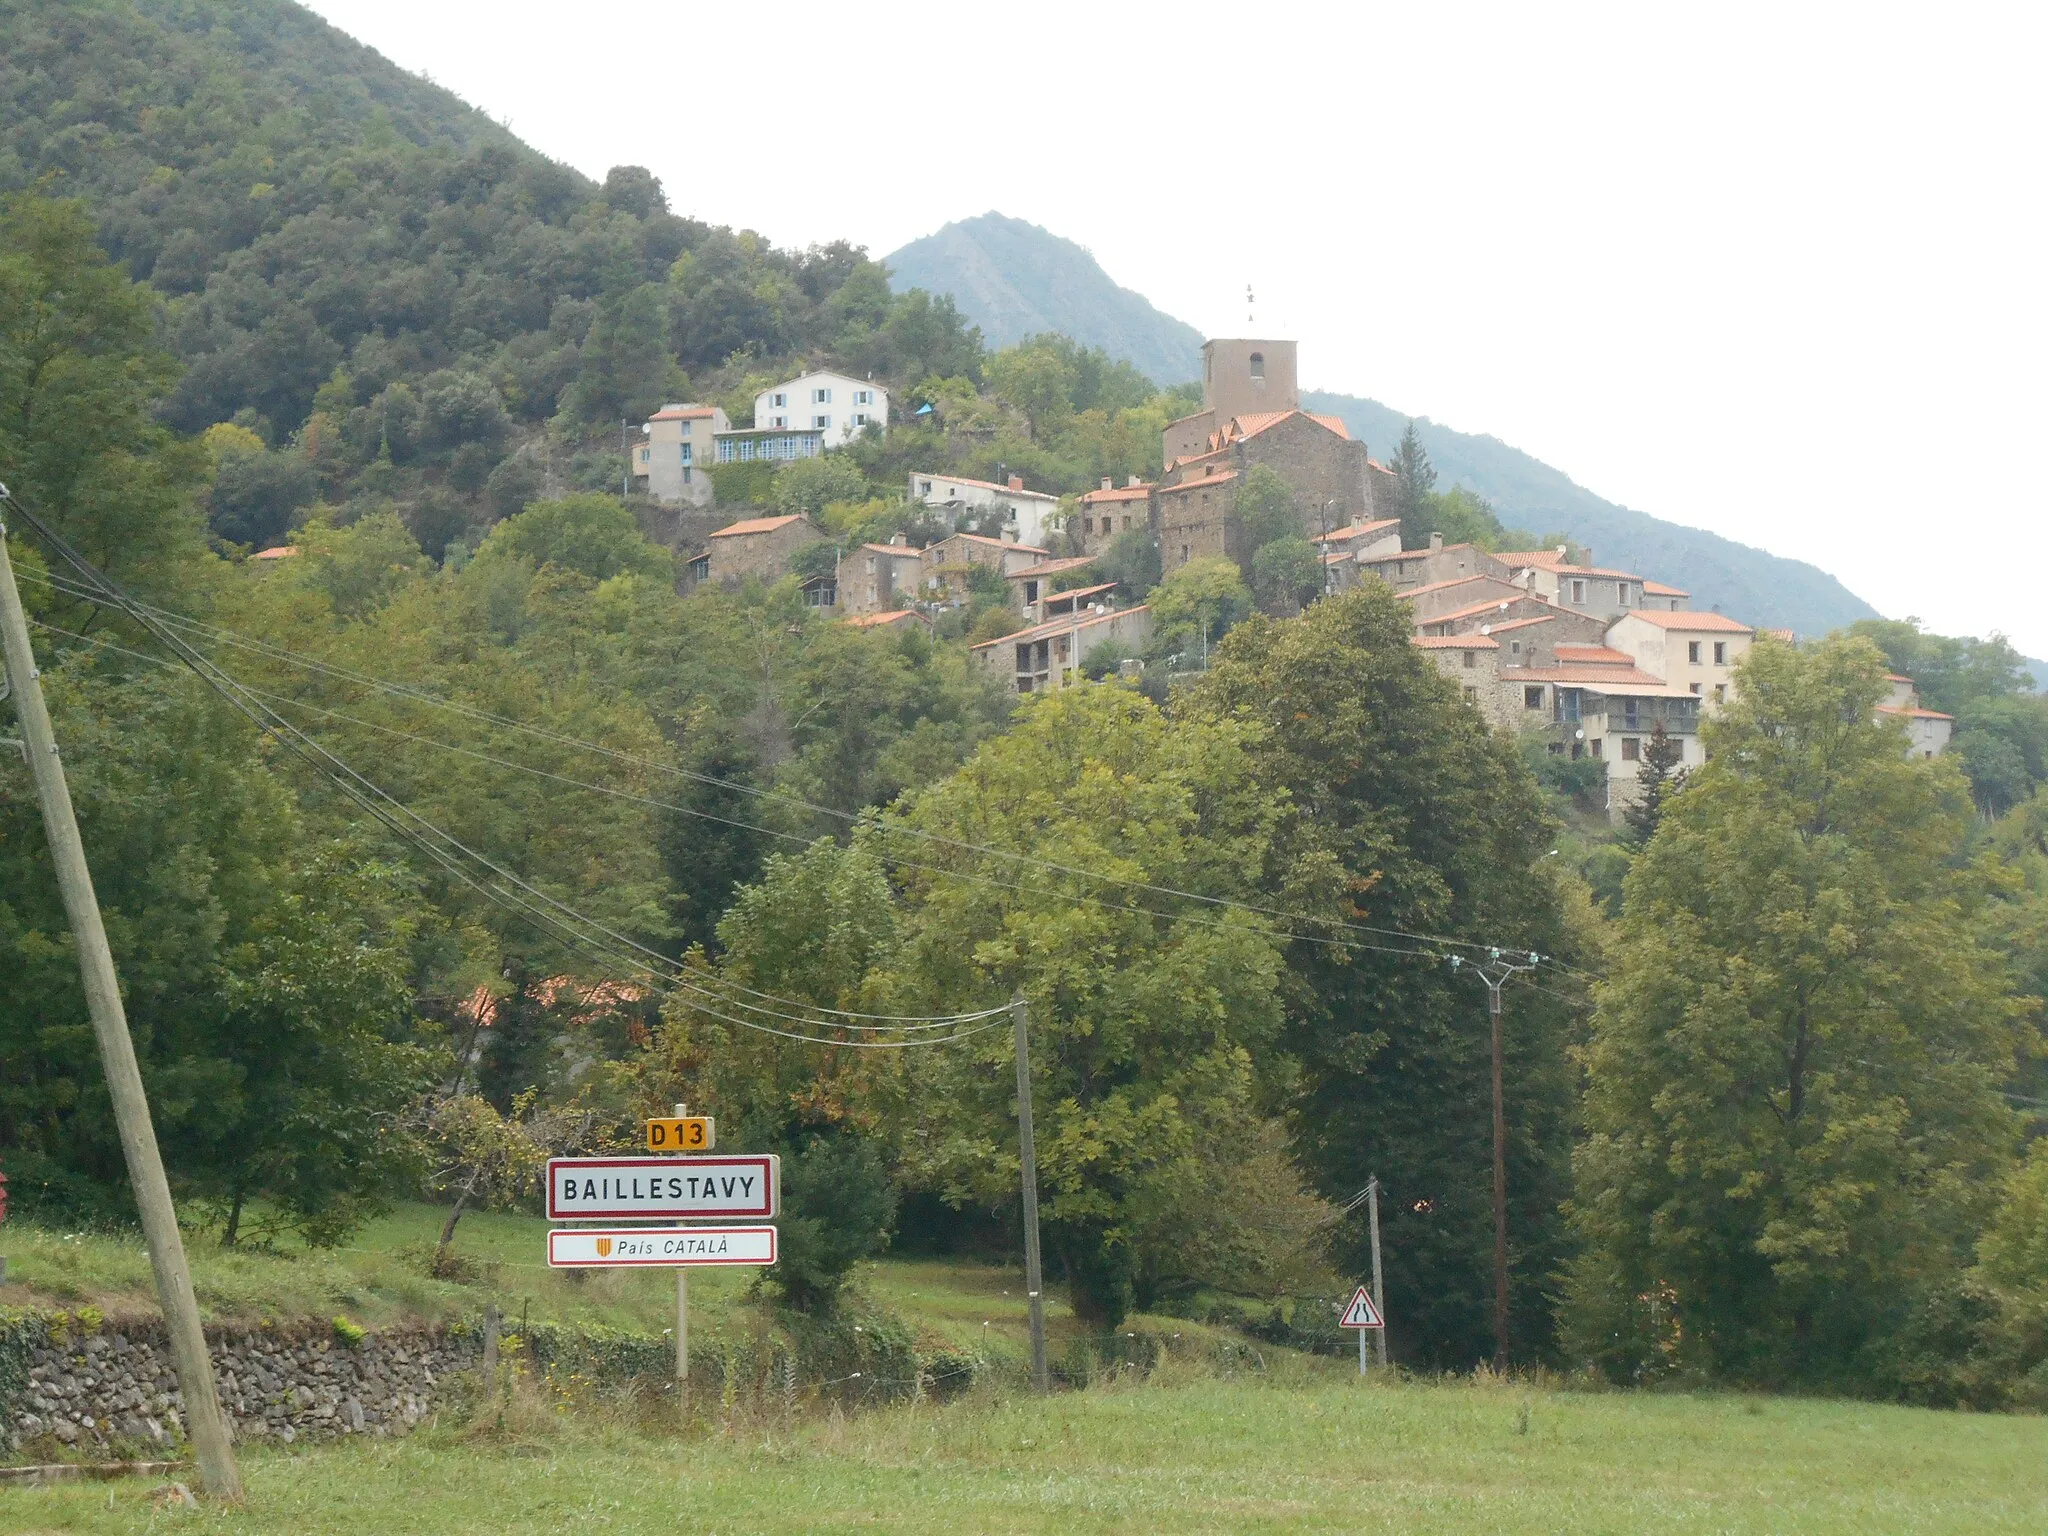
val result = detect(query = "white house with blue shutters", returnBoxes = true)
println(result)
[752,371,888,449]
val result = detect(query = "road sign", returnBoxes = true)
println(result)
[545,1155,777,1221]
[1340,1285,1384,1329]
[646,1115,715,1153]
[547,1225,776,1268]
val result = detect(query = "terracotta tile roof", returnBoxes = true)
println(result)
[1643,580,1689,596]
[914,473,1057,501]
[971,604,1151,652]
[1484,614,1558,634]
[250,545,299,560]
[859,541,925,556]
[1412,634,1499,650]
[932,532,1050,556]
[650,405,718,421]
[1006,556,1096,582]
[1554,645,1639,665]
[1043,581,1119,606]
[1313,518,1402,544]
[1550,564,1642,580]
[1886,672,1914,683]
[1492,550,1572,568]
[1877,705,1955,721]
[1159,470,1239,494]
[709,514,805,538]
[846,610,928,629]
[1612,609,1753,633]
[1080,483,1153,504]
[1423,596,1531,626]
[1395,575,1522,600]
[1216,409,1353,446]
[1512,663,1694,694]
[1760,627,1796,643]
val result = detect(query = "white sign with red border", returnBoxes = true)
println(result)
[545,1155,778,1220]
[546,1225,777,1268]
[1339,1285,1384,1329]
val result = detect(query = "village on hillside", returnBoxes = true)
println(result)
[630,338,1954,821]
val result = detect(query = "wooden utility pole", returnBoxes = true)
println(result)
[1449,950,1539,1373]
[0,512,243,1498]
[1011,994,1048,1394]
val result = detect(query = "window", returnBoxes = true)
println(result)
[919,480,933,495]
[1524,685,1545,709]
[1024,580,1040,603]
[1713,641,1727,664]
[1621,737,1640,761]
[1461,650,1476,669]
[854,389,872,405]
[1714,683,1727,702]
[1590,737,1603,758]
[813,387,832,404]
[681,467,692,485]
[772,393,787,407]
[1571,579,1586,605]
[1690,682,1703,696]
[1618,583,1631,606]
[679,444,692,464]
[814,415,831,429]
[636,446,649,464]
[770,415,787,428]
[852,413,869,427]
[1688,640,1702,664]
[1249,351,1265,380]
[680,421,691,437]
[688,555,709,581]
[1510,640,1523,657]
[1463,686,1479,704]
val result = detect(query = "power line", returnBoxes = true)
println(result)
[23,565,1569,965]
[3,499,1006,1045]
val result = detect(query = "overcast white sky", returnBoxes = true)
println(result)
[304,1,2048,656]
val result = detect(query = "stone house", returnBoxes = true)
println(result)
[1413,634,1516,728]
[632,403,729,508]
[1157,468,1241,573]
[702,513,826,587]
[1357,535,1513,593]
[848,537,927,615]
[1642,580,1690,611]
[1506,646,1706,819]
[1314,518,1404,560]
[1494,548,1650,620]
[1005,555,1096,618]
[1075,477,1153,555]
[921,531,1050,596]
[972,604,1153,695]
[1470,609,1611,668]
[1605,608,1754,709]
[1878,674,1955,758]
[1412,589,1564,638]
[1396,574,1528,624]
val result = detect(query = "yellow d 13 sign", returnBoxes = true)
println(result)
[646,1116,715,1153]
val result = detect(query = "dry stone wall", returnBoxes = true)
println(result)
[1,1315,478,1456]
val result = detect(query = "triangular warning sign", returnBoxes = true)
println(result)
[1339,1285,1383,1328]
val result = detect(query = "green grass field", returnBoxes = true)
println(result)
[7,1373,2047,1534]
[6,1206,2047,1532]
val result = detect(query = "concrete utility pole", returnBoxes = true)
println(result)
[1011,993,1049,1394]
[0,508,243,1499]
[1367,1174,1387,1369]
[1449,949,1540,1372]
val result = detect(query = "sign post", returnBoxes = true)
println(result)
[1339,1285,1385,1376]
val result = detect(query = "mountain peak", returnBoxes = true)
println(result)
[886,214,1202,386]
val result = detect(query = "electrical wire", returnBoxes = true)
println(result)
[4,497,1010,1045]
[21,563,1570,965]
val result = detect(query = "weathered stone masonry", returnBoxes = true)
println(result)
[2,1316,478,1455]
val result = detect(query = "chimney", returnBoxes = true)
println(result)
[1008,474,1024,491]
[1429,532,1444,552]
[1583,548,1594,567]
[1126,475,1143,489]
[889,532,906,546]
[1100,477,1113,491]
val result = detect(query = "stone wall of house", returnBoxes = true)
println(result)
[1232,415,1372,531]
[1,1316,479,1455]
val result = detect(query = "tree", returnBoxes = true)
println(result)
[1185,587,1585,1368]
[1236,464,1301,550]
[1250,536,1324,615]
[563,283,673,425]
[876,686,1310,1326]
[1621,720,1687,846]
[771,455,868,517]
[1146,556,1252,665]
[471,494,673,583]
[1092,527,1162,600]
[1391,421,1438,549]
[1565,636,2034,1392]
[0,192,209,590]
